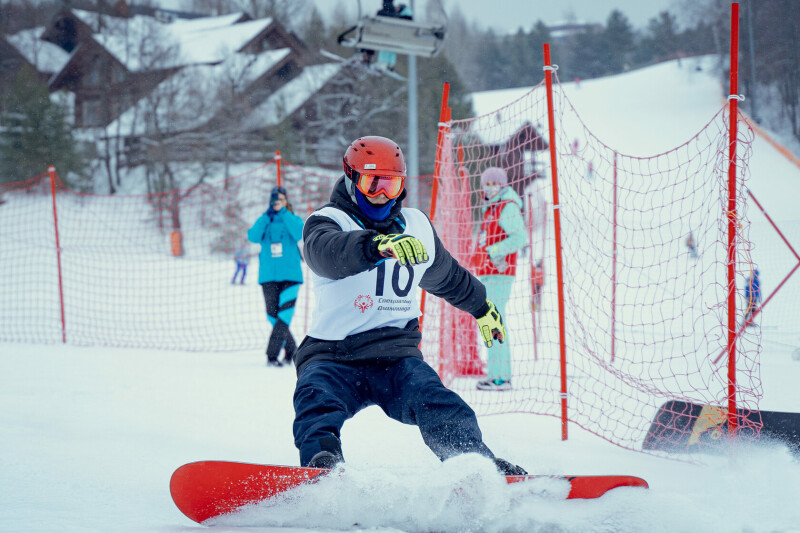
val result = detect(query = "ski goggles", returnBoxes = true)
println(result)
[356,173,405,199]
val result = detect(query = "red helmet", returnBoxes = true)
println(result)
[343,136,406,180]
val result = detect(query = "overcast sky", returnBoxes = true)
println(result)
[312,0,680,33]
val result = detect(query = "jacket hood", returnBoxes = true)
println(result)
[329,175,407,232]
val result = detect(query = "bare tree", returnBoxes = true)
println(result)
[288,64,406,165]
[94,12,183,192]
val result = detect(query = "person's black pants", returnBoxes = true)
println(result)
[261,281,300,361]
[293,357,494,465]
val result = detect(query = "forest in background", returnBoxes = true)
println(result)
[0,0,798,189]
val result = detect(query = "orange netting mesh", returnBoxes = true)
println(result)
[419,75,761,452]
[0,74,762,454]
[0,161,338,351]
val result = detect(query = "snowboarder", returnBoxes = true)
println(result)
[247,186,305,367]
[231,242,250,285]
[743,267,761,326]
[293,136,526,476]
[469,167,527,391]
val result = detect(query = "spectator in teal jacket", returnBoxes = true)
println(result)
[469,167,527,391]
[247,186,305,366]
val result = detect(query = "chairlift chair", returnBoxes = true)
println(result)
[338,14,446,58]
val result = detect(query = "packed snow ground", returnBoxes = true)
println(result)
[2,344,799,532]
[2,56,800,532]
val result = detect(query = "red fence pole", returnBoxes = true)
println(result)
[543,43,569,441]
[49,166,66,343]
[420,82,450,342]
[429,82,450,223]
[712,189,800,359]
[726,2,741,435]
[275,150,282,187]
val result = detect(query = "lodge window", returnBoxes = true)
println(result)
[81,99,103,127]
[86,65,101,86]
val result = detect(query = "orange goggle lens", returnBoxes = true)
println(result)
[356,174,405,199]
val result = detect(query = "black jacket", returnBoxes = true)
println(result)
[295,176,489,373]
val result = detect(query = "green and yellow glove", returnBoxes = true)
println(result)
[476,299,506,347]
[373,234,429,266]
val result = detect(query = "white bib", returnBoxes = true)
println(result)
[306,207,436,340]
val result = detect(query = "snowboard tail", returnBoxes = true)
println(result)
[170,461,649,524]
[643,400,800,455]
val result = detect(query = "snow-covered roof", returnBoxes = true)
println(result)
[106,49,291,137]
[70,8,116,29]
[92,25,179,72]
[176,18,274,66]
[69,8,242,32]
[5,27,70,74]
[242,62,342,130]
[71,9,273,72]
[168,12,247,33]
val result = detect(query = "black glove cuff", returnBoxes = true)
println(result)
[470,300,491,319]
[363,231,383,262]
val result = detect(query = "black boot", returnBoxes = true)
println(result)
[307,435,344,469]
[494,457,527,475]
[307,450,342,469]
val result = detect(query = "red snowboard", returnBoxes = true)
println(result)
[170,460,649,523]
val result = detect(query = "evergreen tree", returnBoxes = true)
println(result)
[641,11,680,63]
[602,10,635,73]
[568,26,607,79]
[475,29,508,90]
[412,52,474,174]
[440,7,484,91]
[506,28,531,88]
[528,21,552,63]
[0,66,88,186]
[301,6,327,53]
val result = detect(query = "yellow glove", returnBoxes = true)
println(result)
[373,234,429,266]
[476,299,506,347]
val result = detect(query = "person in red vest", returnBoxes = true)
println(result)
[531,260,544,307]
[470,167,527,391]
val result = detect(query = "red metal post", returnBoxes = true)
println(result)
[275,150,282,187]
[420,82,450,341]
[713,188,800,361]
[727,2,741,435]
[429,82,450,224]
[543,44,569,440]
[49,166,66,343]
[612,151,618,363]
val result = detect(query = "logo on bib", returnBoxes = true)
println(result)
[354,294,373,313]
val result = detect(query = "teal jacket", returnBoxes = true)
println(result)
[247,207,305,284]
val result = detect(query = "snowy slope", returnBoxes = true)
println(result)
[2,58,800,532]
